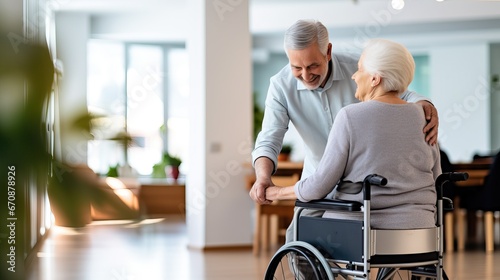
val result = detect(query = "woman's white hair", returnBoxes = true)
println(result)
[284,19,329,56]
[362,38,415,94]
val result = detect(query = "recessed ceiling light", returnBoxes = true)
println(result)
[391,0,405,10]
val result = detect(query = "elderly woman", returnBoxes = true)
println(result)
[266,38,441,230]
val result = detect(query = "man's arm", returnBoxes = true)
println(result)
[251,81,290,172]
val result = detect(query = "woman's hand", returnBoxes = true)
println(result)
[266,185,297,201]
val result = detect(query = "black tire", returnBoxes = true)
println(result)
[264,245,330,280]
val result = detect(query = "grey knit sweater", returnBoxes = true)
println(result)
[294,101,441,229]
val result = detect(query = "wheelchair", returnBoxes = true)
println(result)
[264,172,468,280]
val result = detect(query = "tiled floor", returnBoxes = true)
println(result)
[26,215,500,280]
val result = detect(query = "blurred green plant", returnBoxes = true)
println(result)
[253,92,264,142]
[280,144,293,155]
[0,34,54,280]
[0,36,54,178]
[106,164,119,177]
[163,152,182,167]
[0,35,138,231]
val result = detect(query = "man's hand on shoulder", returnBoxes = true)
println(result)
[417,100,439,146]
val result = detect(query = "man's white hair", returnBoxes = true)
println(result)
[284,19,329,56]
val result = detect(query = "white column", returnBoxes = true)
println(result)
[187,0,253,248]
[55,13,90,165]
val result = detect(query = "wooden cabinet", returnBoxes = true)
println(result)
[139,179,185,215]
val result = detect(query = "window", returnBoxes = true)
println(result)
[409,55,430,97]
[87,40,189,176]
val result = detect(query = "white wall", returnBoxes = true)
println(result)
[430,43,490,162]
[55,13,90,165]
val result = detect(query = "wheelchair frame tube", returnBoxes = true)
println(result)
[363,198,371,279]
[292,206,305,242]
[436,179,444,280]
[363,180,372,279]
[437,199,443,280]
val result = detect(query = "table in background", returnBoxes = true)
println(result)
[138,178,186,215]
[273,161,303,177]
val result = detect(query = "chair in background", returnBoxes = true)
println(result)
[253,174,299,255]
[459,151,500,252]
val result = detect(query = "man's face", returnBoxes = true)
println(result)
[287,42,331,90]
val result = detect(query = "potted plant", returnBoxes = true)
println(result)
[163,152,182,180]
[278,144,293,161]
[48,163,93,227]
[151,152,182,179]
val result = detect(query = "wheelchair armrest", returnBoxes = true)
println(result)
[295,196,452,213]
[443,197,454,211]
[295,199,363,212]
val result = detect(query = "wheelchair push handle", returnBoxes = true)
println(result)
[436,172,468,185]
[363,174,387,200]
[435,172,469,199]
[448,172,469,182]
[364,174,388,186]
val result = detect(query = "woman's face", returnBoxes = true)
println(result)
[351,54,372,101]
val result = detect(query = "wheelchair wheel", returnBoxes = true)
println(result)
[264,241,334,280]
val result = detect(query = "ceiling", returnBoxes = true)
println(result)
[50,0,500,48]
[50,0,500,29]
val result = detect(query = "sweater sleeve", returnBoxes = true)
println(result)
[295,109,350,201]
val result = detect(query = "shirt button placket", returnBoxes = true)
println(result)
[320,91,333,126]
